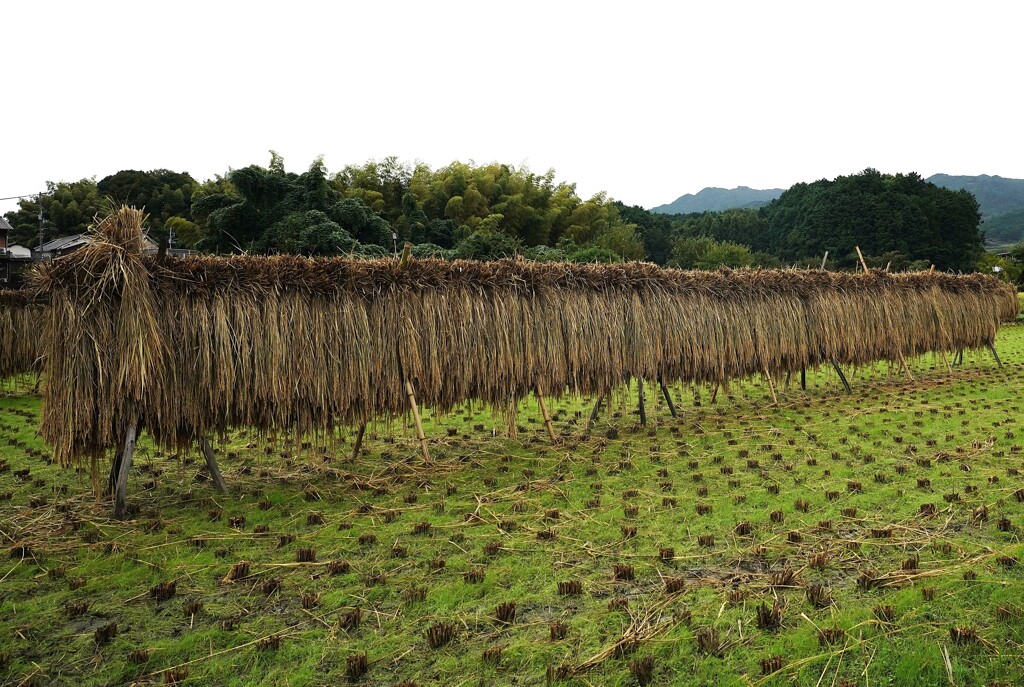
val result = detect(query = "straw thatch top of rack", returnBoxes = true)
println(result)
[31,207,1020,466]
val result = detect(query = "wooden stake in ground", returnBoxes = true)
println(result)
[763,368,779,405]
[200,436,229,494]
[587,391,606,431]
[351,423,367,461]
[800,366,806,391]
[404,380,431,462]
[856,245,913,382]
[987,342,1003,368]
[657,374,678,418]
[113,422,137,519]
[820,251,829,270]
[506,403,518,439]
[534,384,557,443]
[637,378,647,427]
[831,359,852,393]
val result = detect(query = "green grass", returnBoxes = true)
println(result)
[2,328,1024,686]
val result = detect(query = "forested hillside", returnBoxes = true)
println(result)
[1,162,1003,277]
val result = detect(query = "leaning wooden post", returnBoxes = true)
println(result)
[534,384,557,443]
[856,245,913,382]
[709,383,719,404]
[404,380,431,462]
[987,342,1003,368]
[831,359,852,393]
[351,422,367,461]
[657,374,678,418]
[763,368,779,405]
[113,422,138,519]
[637,378,647,427]
[200,436,229,494]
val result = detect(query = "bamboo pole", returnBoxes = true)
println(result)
[586,391,606,431]
[351,423,367,461]
[987,342,1003,368]
[506,403,517,440]
[820,251,829,270]
[534,384,557,443]
[404,380,431,461]
[764,368,779,405]
[657,374,678,418]
[831,359,852,393]
[200,436,229,494]
[113,422,137,519]
[637,378,647,427]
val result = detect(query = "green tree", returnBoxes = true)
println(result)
[97,169,197,243]
[3,179,105,246]
[669,236,754,270]
[759,169,983,271]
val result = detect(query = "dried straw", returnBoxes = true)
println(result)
[0,289,46,379]
[32,207,1019,467]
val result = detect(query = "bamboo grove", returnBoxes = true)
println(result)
[13,207,1020,468]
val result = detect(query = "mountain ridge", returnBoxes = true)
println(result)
[650,186,783,214]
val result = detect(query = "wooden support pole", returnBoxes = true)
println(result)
[939,350,953,374]
[855,245,869,273]
[506,403,518,440]
[857,245,912,382]
[820,251,829,270]
[404,380,431,462]
[200,436,229,494]
[657,374,678,418]
[987,342,1003,368]
[898,354,915,382]
[534,384,557,443]
[587,391,606,431]
[637,378,647,427]
[113,422,137,519]
[764,368,779,406]
[831,359,852,393]
[955,349,963,366]
[709,383,719,404]
[351,423,367,461]
[800,367,806,391]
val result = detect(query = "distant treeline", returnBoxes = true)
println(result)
[2,160,996,275]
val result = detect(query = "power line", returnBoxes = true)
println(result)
[0,194,40,202]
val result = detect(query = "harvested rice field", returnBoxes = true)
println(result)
[2,326,1023,687]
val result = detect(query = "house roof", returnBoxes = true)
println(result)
[0,216,12,232]
[41,234,92,253]
[5,244,33,258]
[40,232,160,254]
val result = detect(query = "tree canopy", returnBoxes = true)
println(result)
[2,162,991,273]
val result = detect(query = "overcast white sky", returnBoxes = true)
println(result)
[2,1,1021,216]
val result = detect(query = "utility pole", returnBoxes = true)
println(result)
[37,196,44,258]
